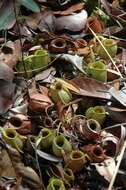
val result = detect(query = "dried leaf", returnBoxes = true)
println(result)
[28,83,53,111]
[95,158,116,182]
[55,78,80,94]
[53,3,84,16]
[55,9,87,32]
[26,12,42,30]
[71,77,111,100]
[0,40,22,69]
[35,67,56,83]
[38,10,56,32]
[7,147,43,190]
[58,54,86,74]
[0,62,14,81]
[109,87,126,107]
[107,69,120,81]
[0,80,15,114]
[106,106,126,123]
[0,149,16,177]
[37,149,62,163]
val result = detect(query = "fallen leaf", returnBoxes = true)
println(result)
[38,9,56,33]
[107,69,120,81]
[17,0,40,13]
[26,12,42,30]
[0,0,18,30]
[109,87,126,107]
[0,62,14,81]
[71,77,111,100]
[0,40,22,69]
[26,9,56,33]
[55,9,87,32]
[35,67,56,83]
[7,147,43,190]
[0,80,15,114]
[95,158,116,182]
[106,106,126,123]
[37,149,62,163]
[55,78,80,94]
[0,149,16,177]
[57,54,86,74]
[53,3,84,16]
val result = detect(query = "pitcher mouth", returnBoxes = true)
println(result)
[89,123,97,131]
[91,61,106,70]
[5,129,17,139]
[64,169,72,176]
[93,147,103,157]
[87,119,101,133]
[9,117,22,128]
[103,39,116,46]
[55,136,64,147]
[52,179,63,189]
[71,151,84,159]
[41,129,51,139]
[94,108,104,113]
[55,82,63,90]
[42,131,50,137]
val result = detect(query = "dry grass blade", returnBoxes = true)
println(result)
[108,141,126,190]
[88,26,123,79]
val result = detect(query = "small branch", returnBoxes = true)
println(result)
[13,0,28,78]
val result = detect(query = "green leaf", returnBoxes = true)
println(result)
[17,0,40,12]
[0,0,16,30]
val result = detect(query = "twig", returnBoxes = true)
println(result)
[101,122,126,132]
[108,141,126,190]
[13,0,28,78]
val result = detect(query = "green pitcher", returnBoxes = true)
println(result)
[50,81,72,104]
[66,150,87,173]
[87,61,107,82]
[17,49,50,76]
[96,38,117,59]
[52,135,72,157]
[2,128,23,152]
[85,106,108,125]
[63,168,75,182]
[40,128,56,149]
[47,178,65,190]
